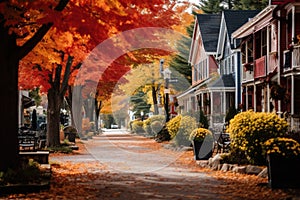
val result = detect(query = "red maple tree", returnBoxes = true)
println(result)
[0,0,188,171]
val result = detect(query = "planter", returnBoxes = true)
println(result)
[192,140,213,160]
[267,154,300,189]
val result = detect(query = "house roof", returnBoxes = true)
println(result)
[196,14,221,53]
[223,10,260,38]
[176,78,211,99]
[208,74,235,88]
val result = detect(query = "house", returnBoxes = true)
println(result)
[177,10,260,128]
[177,13,221,119]
[232,0,300,131]
[216,10,260,110]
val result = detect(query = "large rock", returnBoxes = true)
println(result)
[258,167,268,178]
[221,163,230,172]
[232,166,246,174]
[197,160,209,168]
[209,154,222,170]
[245,165,263,175]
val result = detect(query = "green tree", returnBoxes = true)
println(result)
[199,0,268,14]
[169,22,194,85]
[130,90,151,119]
[200,0,224,14]
[232,0,268,10]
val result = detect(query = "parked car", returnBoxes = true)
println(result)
[111,124,118,129]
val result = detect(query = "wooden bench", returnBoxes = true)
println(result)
[19,151,49,164]
[18,135,38,151]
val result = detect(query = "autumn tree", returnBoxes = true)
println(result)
[0,0,69,171]
[2,0,188,170]
[20,29,87,147]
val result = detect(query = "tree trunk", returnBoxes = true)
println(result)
[0,26,19,171]
[72,86,83,136]
[94,99,102,132]
[152,84,159,115]
[83,96,94,122]
[47,88,63,147]
[66,86,75,126]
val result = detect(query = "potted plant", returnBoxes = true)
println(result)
[263,137,300,188]
[270,82,286,101]
[189,128,214,160]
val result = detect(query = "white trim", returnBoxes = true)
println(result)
[232,5,276,39]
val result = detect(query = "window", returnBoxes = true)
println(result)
[261,29,267,56]
[194,59,208,82]
[193,64,197,82]
[247,40,253,63]
[241,43,246,64]
[270,22,277,52]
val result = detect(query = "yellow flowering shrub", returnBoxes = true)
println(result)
[263,137,300,158]
[227,110,288,165]
[167,115,197,146]
[132,120,144,134]
[189,128,213,142]
[143,115,165,136]
[166,115,182,139]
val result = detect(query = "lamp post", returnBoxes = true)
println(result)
[163,68,172,122]
[140,111,144,121]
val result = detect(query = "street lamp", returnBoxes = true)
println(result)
[163,68,172,122]
[140,111,144,121]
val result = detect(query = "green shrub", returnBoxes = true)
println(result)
[128,120,134,132]
[166,115,182,139]
[143,115,165,136]
[227,110,288,165]
[143,118,152,135]
[132,121,144,134]
[47,145,73,154]
[0,159,41,185]
[151,121,164,135]
[155,125,171,142]
[225,106,239,125]
[173,115,198,146]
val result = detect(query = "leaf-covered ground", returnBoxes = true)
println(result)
[2,134,300,200]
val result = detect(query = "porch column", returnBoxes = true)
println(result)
[246,87,248,110]
[267,84,270,112]
[210,91,213,126]
[223,91,226,115]
[254,84,257,112]
[201,93,204,110]
[291,74,295,128]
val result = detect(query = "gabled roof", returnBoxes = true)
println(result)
[223,10,260,38]
[196,14,221,53]
[208,74,235,88]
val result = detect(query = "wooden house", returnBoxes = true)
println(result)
[232,0,300,131]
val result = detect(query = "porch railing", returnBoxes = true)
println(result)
[254,56,266,78]
[292,45,300,68]
[242,63,254,81]
[284,45,300,72]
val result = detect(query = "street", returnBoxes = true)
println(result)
[51,129,224,199]
[46,129,297,200]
